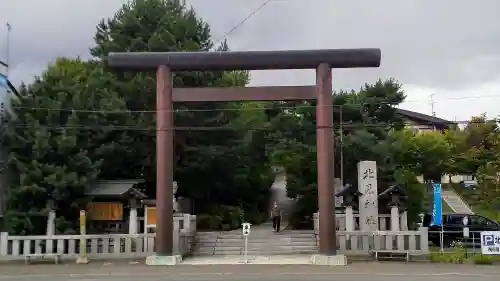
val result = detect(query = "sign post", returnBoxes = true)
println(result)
[76,210,90,264]
[242,222,251,264]
[462,216,469,238]
[480,231,500,255]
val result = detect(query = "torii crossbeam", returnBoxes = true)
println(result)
[107,48,381,265]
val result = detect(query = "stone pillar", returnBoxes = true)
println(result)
[400,210,408,231]
[315,63,335,255]
[46,210,56,236]
[0,232,7,256]
[357,161,379,231]
[345,206,354,232]
[129,200,138,235]
[310,63,346,266]
[390,206,400,231]
[146,65,181,266]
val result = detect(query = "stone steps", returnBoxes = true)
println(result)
[442,189,474,214]
[193,230,318,256]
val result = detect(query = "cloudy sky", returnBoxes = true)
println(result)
[1,0,500,121]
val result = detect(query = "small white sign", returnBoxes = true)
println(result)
[463,227,469,238]
[462,216,469,226]
[480,231,500,255]
[242,222,251,236]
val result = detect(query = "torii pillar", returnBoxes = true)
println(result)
[107,48,381,265]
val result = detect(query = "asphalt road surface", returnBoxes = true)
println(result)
[1,262,500,281]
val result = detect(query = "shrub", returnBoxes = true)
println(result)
[473,255,494,265]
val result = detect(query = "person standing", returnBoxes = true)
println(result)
[270,201,282,234]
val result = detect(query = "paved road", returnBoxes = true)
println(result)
[0,262,499,281]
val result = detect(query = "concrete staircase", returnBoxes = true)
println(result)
[193,226,318,256]
[442,189,474,214]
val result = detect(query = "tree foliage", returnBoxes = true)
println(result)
[3,0,500,235]
[4,59,125,234]
[3,0,271,234]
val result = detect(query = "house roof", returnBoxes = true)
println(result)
[396,108,454,126]
[378,185,408,198]
[85,179,147,198]
[334,184,361,197]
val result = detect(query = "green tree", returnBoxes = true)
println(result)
[90,0,272,227]
[4,58,126,234]
[268,79,408,227]
[462,114,500,172]
[389,129,452,182]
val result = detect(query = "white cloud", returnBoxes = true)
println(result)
[1,0,499,120]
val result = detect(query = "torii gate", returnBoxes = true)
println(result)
[107,48,381,265]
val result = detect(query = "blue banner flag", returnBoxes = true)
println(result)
[431,183,443,226]
[0,74,7,88]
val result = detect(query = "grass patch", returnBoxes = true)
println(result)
[429,245,500,265]
[445,183,500,221]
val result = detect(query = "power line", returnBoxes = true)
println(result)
[9,93,500,115]
[8,117,500,133]
[212,0,274,47]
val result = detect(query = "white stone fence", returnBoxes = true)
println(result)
[313,213,429,254]
[314,211,408,232]
[0,214,196,261]
[334,229,429,254]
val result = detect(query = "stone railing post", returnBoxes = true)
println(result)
[0,232,7,256]
[313,212,319,234]
[419,227,429,252]
[190,215,197,234]
[182,214,190,234]
[345,206,354,232]
[400,210,408,230]
[390,206,400,231]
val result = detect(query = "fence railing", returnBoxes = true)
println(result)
[0,214,197,261]
[336,214,393,231]
[334,227,429,254]
[0,232,194,261]
[321,228,429,254]
[314,213,402,231]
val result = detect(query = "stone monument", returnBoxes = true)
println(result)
[357,161,379,231]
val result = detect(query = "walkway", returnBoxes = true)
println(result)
[182,254,311,265]
[0,262,499,281]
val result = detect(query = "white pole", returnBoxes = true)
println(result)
[5,21,11,75]
[340,105,344,186]
[244,235,248,263]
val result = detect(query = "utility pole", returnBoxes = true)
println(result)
[2,21,11,75]
[429,94,436,117]
[340,105,344,187]
[429,94,436,131]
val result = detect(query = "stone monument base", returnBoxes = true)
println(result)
[146,255,182,266]
[310,254,347,266]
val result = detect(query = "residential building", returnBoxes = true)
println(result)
[396,108,455,133]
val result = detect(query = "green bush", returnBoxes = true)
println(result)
[473,255,494,265]
[244,207,268,225]
[289,193,316,229]
[430,252,465,264]
[197,205,269,230]
[430,242,466,264]
[196,214,224,230]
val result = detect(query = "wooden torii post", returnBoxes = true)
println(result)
[107,49,381,265]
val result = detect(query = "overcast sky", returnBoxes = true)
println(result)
[1,0,500,121]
